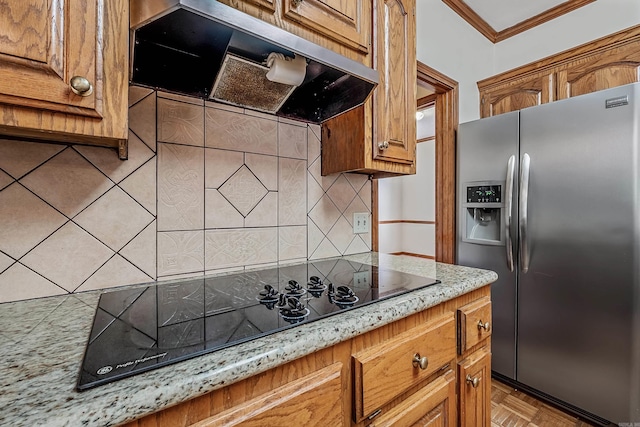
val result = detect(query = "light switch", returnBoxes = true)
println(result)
[353,213,369,234]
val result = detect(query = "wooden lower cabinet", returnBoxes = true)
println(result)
[368,370,456,427]
[120,286,492,427]
[458,348,492,427]
[190,363,344,427]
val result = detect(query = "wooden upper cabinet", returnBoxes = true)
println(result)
[0,0,99,117]
[283,0,370,54]
[480,71,554,118]
[372,0,416,165]
[478,25,640,118]
[556,40,640,100]
[0,0,129,158]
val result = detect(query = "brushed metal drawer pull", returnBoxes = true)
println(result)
[477,320,490,331]
[466,374,480,388]
[412,353,428,370]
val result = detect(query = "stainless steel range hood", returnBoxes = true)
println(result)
[130,0,378,123]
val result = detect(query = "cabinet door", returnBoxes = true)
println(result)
[0,0,101,117]
[480,71,554,118]
[191,363,345,427]
[457,296,492,354]
[372,0,416,165]
[556,41,640,100]
[369,370,456,427]
[283,0,371,54]
[458,348,491,427]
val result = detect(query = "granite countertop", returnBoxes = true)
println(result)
[0,253,497,427]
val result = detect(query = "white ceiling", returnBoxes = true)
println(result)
[463,0,569,32]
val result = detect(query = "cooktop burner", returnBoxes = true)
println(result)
[77,259,439,390]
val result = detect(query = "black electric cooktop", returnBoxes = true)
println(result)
[77,259,439,390]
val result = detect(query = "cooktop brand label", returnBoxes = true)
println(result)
[97,353,168,376]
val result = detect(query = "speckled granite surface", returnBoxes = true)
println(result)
[0,253,497,427]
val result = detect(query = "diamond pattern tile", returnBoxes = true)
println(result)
[309,238,340,260]
[245,153,277,191]
[345,235,370,255]
[76,131,154,183]
[129,89,157,151]
[120,221,157,279]
[74,186,154,251]
[219,166,268,216]
[21,222,114,292]
[119,158,156,215]
[327,175,357,213]
[245,192,277,227]
[76,255,151,292]
[345,173,369,193]
[0,251,14,274]
[0,183,67,259]
[307,172,324,212]
[129,85,154,107]
[308,195,340,235]
[205,189,244,228]
[307,220,324,257]
[0,263,64,303]
[204,148,243,189]
[307,126,321,163]
[0,139,65,179]
[359,180,372,210]
[308,156,338,191]
[345,196,370,226]
[0,169,13,191]
[20,149,114,218]
[327,216,356,254]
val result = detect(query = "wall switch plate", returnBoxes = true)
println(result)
[353,271,371,287]
[353,213,369,234]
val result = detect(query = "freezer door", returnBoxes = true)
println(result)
[517,84,639,423]
[457,111,519,379]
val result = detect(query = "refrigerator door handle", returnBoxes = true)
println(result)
[505,155,516,272]
[520,153,531,273]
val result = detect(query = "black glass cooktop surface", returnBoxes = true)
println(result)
[77,259,439,390]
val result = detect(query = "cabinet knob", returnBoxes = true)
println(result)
[412,353,428,370]
[378,141,389,151]
[466,374,480,388]
[292,0,303,7]
[477,320,490,331]
[70,76,93,97]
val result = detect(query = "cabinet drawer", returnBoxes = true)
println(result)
[191,363,344,427]
[369,370,456,427]
[353,313,456,420]
[457,297,492,354]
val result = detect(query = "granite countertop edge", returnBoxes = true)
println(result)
[0,253,497,427]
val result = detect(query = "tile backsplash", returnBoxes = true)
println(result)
[0,87,371,303]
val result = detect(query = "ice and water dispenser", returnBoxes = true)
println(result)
[462,182,504,245]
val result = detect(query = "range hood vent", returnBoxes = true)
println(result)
[130,0,378,123]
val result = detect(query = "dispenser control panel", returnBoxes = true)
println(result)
[467,185,501,203]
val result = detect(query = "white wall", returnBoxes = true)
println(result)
[416,0,640,123]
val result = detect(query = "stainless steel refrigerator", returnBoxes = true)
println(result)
[457,83,640,425]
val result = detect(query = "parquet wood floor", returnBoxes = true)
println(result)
[491,380,598,427]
